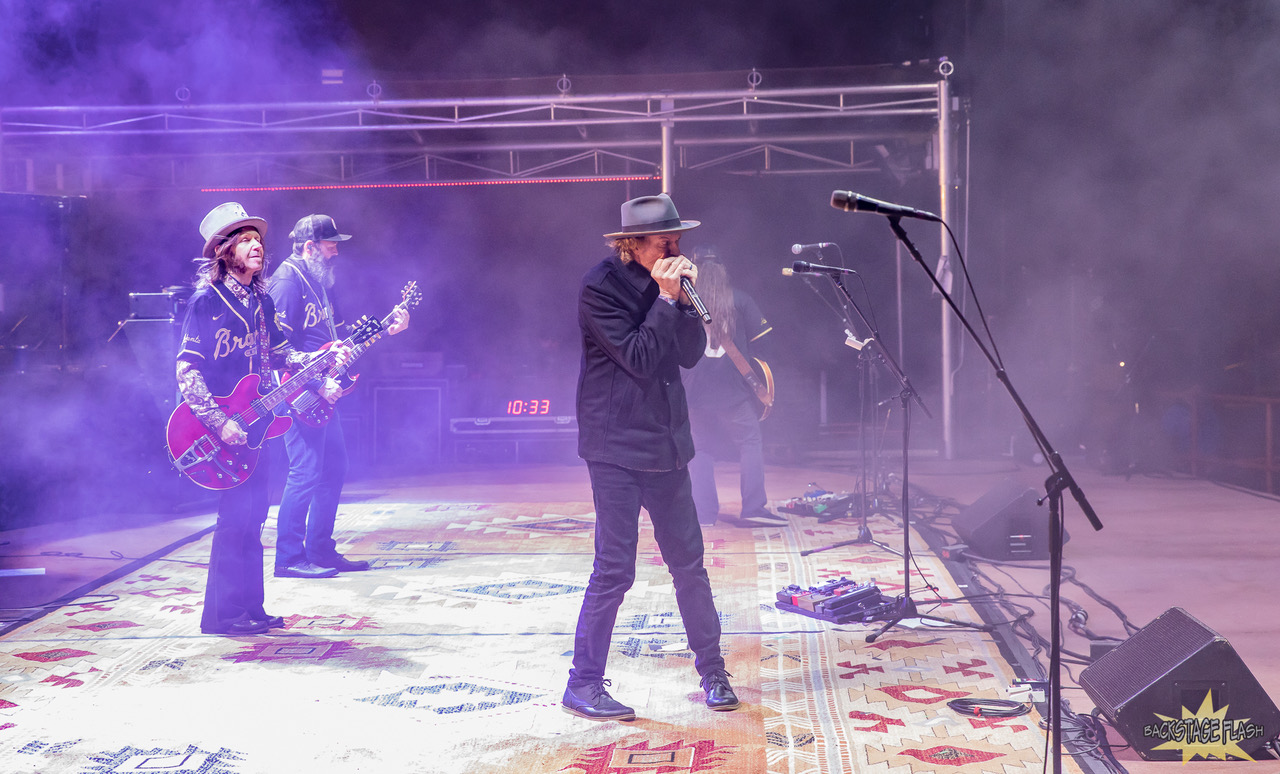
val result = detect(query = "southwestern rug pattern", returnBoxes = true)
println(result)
[0,496,1078,773]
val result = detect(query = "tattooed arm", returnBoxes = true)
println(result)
[176,359,247,445]
[271,344,312,373]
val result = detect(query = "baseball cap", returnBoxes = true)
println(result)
[289,214,351,244]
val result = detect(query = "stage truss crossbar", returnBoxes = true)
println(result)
[1,79,949,194]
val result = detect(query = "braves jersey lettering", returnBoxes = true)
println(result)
[213,327,259,360]
[303,301,329,331]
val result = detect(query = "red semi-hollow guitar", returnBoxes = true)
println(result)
[284,280,422,428]
[166,316,382,490]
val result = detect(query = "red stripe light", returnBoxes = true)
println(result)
[201,175,658,193]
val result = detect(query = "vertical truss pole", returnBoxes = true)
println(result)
[660,121,675,194]
[938,76,955,459]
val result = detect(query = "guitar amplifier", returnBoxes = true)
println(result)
[372,350,443,378]
[373,380,447,468]
[128,287,191,320]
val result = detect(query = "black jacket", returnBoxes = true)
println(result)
[576,254,706,471]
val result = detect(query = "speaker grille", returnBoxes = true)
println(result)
[1081,607,1214,716]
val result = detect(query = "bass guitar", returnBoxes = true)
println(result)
[166,316,382,490]
[717,336,775,421]
[285,280,422,427]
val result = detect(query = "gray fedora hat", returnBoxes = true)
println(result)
[604,193,700,238]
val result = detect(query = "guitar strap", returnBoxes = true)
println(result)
[251,287,273,383]
[710,332,753,383]
[220,279,274,384]
[709,332,769,407]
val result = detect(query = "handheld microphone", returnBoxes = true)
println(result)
[791,242,835,254]
[783,260,854,277]
[830,190,941,222]
[680,277,711,323]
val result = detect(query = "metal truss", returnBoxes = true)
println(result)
[0,73,948,192]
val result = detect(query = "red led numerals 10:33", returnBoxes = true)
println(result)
[506,399,551,415]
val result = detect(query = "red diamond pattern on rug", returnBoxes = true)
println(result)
[14,648,94,663]
[899,745,1004,766]
[66,620,141,632]
[877,682,969,705]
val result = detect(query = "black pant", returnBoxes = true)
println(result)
[201,455,271,630]
[568,461,725,687]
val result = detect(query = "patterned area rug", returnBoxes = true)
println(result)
[0,497,1080,773]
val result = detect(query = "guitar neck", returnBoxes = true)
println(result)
[334,301,405,376]
[234,341,351,426]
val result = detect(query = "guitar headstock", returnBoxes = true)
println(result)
[400,280,422,310]
[350,315,383,345]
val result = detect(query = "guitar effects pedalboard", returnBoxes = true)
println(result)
[775,576,897,624]
[777,485,860,523]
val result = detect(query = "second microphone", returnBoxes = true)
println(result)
[784,260,855,277]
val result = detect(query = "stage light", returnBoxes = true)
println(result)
[200,174,658,193]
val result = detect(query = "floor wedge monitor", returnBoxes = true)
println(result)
[1079,607,1280,761]
[952,478,1063,560]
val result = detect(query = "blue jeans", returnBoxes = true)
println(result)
[275,413,348,568]
[568,461,725,687]
[688,398,768,522]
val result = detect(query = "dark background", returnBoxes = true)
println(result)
[3,0,1279,526]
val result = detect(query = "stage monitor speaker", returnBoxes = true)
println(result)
[1079,607,1280,761]
[122,318,181,417]
[373,382,444,469]
[952,478,1062,560]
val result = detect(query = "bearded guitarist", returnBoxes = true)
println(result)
[681,248,785,529]
[267,213,410,580]
[176,203,353,636]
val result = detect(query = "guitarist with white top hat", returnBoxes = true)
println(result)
[175,202,354,635]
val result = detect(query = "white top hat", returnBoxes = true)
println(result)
[199,202,268,259]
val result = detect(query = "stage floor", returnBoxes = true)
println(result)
[2,456,1278,773]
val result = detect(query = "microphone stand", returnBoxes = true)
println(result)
[800,279,899,558]
[881,215,1104,774]
[821,276,987,643]
[800,272,986,645]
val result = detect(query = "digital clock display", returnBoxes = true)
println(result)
[507,399,551,415]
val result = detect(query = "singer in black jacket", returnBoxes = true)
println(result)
[564,193,740,722]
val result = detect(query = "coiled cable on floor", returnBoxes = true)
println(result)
[946,697,1030,718]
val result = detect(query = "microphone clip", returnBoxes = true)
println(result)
[844,331,871,351]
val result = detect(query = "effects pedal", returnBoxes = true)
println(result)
[775,577,897,624]
[777,484,859,522]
